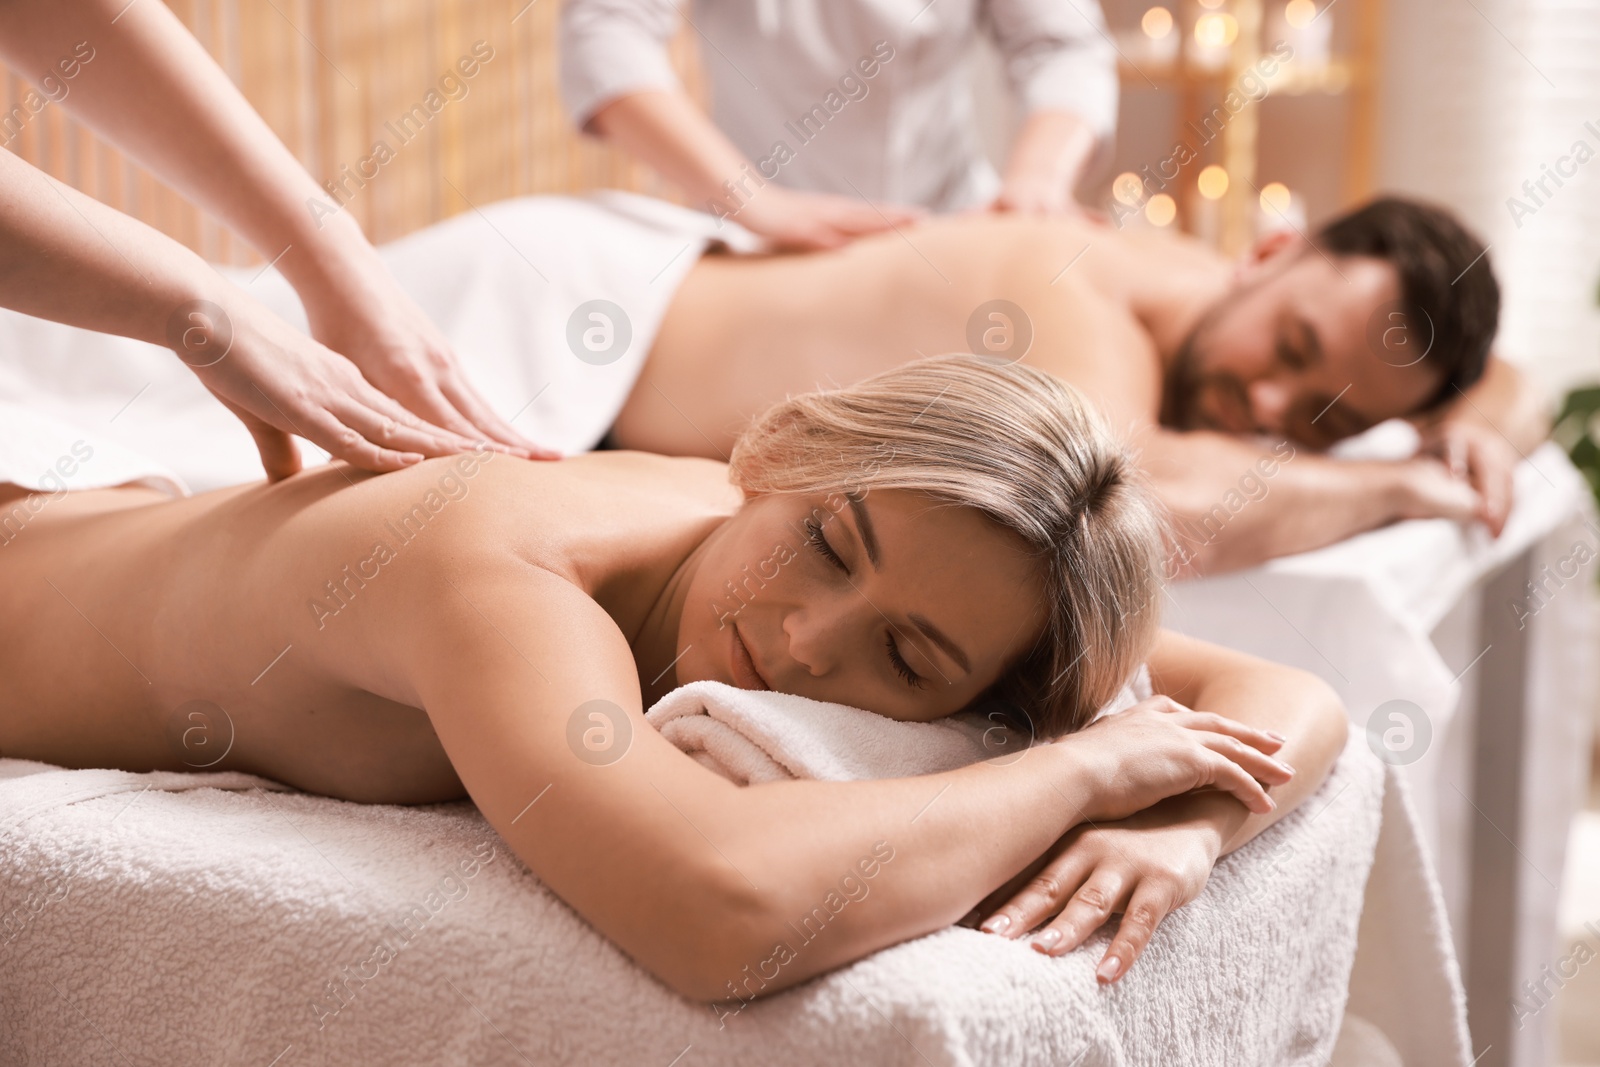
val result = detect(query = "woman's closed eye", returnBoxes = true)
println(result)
[886,631,926,689]
[805,518,848,572]
[805,518,925,689]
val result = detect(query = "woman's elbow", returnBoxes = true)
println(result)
[1288,667,1350,770]
[642,871,780,1003]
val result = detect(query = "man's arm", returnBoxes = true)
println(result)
[1136,357,1550,572]
[1418,355,1551,455]
[1137,426,1483,574]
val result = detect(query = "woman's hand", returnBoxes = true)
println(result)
[970,795,1233,984]
[1055,695,1294,823]
[732,185,923,251]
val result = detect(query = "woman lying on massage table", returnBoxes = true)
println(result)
[0,356,1346,1000]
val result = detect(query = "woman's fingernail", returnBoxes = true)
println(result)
[1266,795,1278,812]
[980,915,1011,935]
[1275,759,1295,775]
[1032,929,1062,950]
[1096,955,1121,982]
[1267,731,1287,743]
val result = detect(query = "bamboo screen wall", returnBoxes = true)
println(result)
[0,0,700,265]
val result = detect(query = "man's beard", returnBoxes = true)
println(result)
[1161,317,1212,431]
[1161,284,1255,432]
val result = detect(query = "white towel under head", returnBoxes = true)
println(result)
[644,664,1154,785]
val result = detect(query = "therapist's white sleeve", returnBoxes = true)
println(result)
[558,0,684,131]
[985,0,1120,139]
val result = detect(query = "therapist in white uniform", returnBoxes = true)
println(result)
[561,0,1119,249]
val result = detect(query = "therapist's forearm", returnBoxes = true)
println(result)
[0,0,375,293]
[0,146,227,344]
[589,89,755,212]
[999,110,1097,208]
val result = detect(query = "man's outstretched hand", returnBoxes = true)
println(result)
[1415,418,1519,536]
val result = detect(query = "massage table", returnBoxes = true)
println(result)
[1167,430,1598,1067]
[0,689,1457,1066]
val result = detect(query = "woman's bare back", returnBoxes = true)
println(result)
[0,451,737,801]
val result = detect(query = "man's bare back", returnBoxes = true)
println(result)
[613,213,1210,458]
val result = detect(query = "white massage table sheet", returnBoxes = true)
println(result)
[1166,438,1597,947]
[0,727,1462,1067]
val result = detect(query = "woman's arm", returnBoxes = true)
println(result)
[0,0,537,456]
[396,559,1289,1001]
[1142,630,1348,852]
[974,630,1349,980]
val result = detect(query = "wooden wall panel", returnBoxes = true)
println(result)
[0,0,699,264]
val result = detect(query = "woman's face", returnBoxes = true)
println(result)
[674,488,1047,721]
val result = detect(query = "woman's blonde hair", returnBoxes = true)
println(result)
[728,354,1167,737]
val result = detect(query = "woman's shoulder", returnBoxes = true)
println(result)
[385,449,739,566]
[464,448,738,506]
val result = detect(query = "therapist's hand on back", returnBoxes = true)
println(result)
[173,282,551,483]
[0,0,553,483]
[732,184,923,252]
[587,90,921,252]
[292,243,557,469]
[991,170,1083,217]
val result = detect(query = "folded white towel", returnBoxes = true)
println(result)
[645,667,1154,785]
[647,683,996,783]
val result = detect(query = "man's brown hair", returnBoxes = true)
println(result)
[1316,196,1500,410]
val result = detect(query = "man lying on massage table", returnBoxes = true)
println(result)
[609,196,1550,573]
[0,358,1346,1000]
